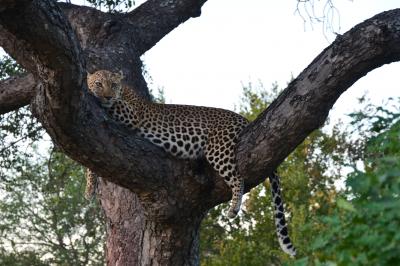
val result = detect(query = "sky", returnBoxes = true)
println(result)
[138,0,400,125]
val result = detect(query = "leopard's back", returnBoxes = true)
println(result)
[136,103,249,160]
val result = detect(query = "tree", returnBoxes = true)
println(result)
[1,1,400,264]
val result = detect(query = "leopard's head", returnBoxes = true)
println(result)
[87,70,123,107]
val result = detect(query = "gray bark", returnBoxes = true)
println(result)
[98,177,204,265]
[1,1,400,264]
[0,73,35,114]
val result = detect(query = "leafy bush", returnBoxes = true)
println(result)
[305,100,400,266]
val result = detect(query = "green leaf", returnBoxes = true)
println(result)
[336,198,356,213]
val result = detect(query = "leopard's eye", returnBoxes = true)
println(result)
[95,81,102,87]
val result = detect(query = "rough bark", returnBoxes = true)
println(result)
[98,177,204,265]
[0,73,35,114]
[1,0,400,264]
[236,12,400,188]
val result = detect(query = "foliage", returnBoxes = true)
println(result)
[0,56,43,181]
[0,106,43,181]
[200,81,355,265]
[304,99,400,266]
[0,56,105,265]
[0,148,105,265]
[0,56,24,77]
[0,248,47,266]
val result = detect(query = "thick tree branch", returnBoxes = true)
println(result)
[0,0,84,90]
[57,3,152,98]
[236,9,400,190]
[0,73,35,115]
[127,0,207,55]
[2,0,400,219]
[0,0,209,111]
[0,0,215,215]
[3,2,400,264]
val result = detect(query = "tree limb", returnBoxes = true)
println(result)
[0,0,212,209]
[127,0,208,55]
[2,1,400,214]
[236,9,400,190]
[0,73,36,115]
[0,0,208,111]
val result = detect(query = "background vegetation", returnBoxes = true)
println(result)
[0,57,105,265]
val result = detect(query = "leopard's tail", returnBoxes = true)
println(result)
[268,171,296,257]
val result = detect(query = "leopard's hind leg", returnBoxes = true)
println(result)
[205,129,244,218]
[85,168,98,200]
[225,171,244,218]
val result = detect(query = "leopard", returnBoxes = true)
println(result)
[85,70,296,256]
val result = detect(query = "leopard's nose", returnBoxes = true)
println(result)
[105,96,112,100]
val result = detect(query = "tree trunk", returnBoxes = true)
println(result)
[98,179,204,265]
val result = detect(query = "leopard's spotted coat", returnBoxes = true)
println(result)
[86,70,296,256]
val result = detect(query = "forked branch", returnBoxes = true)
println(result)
[236,9,400,190]
[1,1,400,209]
